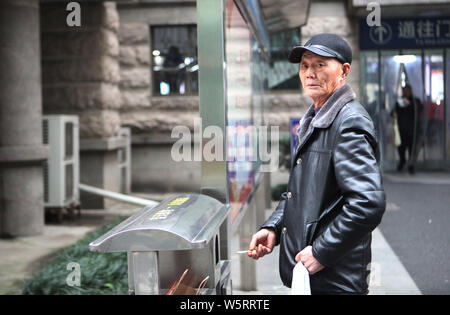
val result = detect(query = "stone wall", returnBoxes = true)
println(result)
[118,22,200,134]
[118,18,201,193]
[41,2,121,138]
[41,2,126,208]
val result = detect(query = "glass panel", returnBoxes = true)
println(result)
[423,49,445,164]
[152,25,198,96]
[251,38,264,174]
[225,0,255,224]
[380,51,401,167]
[360,51,380,139]
[402,49,424,166]
[380,51,423,171]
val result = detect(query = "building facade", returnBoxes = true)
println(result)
[1,0,449,237]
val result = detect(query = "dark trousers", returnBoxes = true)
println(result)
[397,137,412,166]
[397,129,420,172]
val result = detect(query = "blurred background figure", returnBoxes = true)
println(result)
[163,46,184,94]
[392,84,424,174]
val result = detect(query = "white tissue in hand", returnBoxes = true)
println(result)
[291,262,311,295]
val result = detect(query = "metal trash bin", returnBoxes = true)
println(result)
[89,193,230,295]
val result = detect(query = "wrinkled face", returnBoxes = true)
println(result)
[299,51,350,106]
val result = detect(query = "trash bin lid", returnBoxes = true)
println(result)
[89,194,229,252]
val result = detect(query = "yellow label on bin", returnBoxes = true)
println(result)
[168,197,189,206]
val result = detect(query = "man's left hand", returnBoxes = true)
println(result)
[295,246,324,275]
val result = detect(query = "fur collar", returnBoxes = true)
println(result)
[294,84,356,154]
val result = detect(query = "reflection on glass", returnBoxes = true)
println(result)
[152,25,198,96]
[251,37,265,174]
[225,0,255,224]
[265,28,301,91]
[380,51,401,164]
[424,50,444,162]
[360,51,379,138]
[362,49,448,170]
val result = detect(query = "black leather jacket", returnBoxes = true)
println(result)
[262,97,386,294]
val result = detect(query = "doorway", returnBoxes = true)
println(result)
[360,49,449,171]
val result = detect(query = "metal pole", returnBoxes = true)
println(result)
[197,0,228,204]
[78,183,159,207]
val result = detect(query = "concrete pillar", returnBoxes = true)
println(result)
[0,0,47,237]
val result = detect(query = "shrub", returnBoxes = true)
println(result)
[22,218,129,295]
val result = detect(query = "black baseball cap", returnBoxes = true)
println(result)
[288,33,352,64]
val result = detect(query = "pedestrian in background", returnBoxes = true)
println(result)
[248,33,386,295]
[392,84,424,174]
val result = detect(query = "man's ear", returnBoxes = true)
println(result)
[342,63,351,79]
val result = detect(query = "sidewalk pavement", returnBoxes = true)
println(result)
[2,171,442,295]
[0,224,96,294]
[383,171,450,185]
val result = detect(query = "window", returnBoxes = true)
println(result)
[151,25,198,96]
[265,28,301,91]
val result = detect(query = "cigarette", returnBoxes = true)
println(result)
[236,250,255,254]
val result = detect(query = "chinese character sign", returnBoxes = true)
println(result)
[360,17,450,50]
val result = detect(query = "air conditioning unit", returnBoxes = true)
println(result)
[118,127,131,194]
[42,115,80,209]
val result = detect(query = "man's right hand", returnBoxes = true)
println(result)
[248,228,276,260]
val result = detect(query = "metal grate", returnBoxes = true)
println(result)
[42,119,49,145]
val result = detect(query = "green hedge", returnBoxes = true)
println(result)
[22,218,129,295]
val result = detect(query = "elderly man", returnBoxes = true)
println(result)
[248,33,386,295]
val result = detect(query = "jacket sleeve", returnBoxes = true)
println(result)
[260,192,287,246]
[312,113,386,267]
